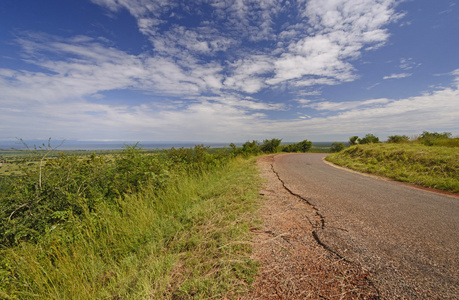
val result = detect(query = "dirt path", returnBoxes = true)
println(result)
[242,155,379,299]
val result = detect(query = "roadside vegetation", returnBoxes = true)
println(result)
[5,131,455,298]
[0,137,322,299]
[0,142,264,299]
[326,131,459,193]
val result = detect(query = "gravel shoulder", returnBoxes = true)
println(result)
[242,155,379,299]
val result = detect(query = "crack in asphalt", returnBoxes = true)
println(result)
[270,157,382,297]
[269,155,385,298]
[269,160,351,261]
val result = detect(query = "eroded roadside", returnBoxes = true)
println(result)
[242,154,378,299]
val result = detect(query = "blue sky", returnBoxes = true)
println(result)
[1,0,458,142]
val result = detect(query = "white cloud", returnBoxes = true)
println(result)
[267,0,400,86]
[2,77,458,141]
[6,1,457,142]
[383,73,412,80]
[399,57,421,70]
[89,0,402,91]
[306,98,393,111]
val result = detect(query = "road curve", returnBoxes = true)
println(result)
[272,153,459,299]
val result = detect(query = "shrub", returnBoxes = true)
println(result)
[282,140,312,153]
[330,142,346,152]
[359,134,380,144]
[349,136,359,146]
[417,131,453,146]
[260,138,282,153]
[0,144,230,246]
[387,135,410,143]
[241,140,261,155]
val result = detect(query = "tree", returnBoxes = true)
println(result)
[330,142,346,152]
[241,140,260,154]
[296,140,312,152]
[387,135,410,143]
[260,138,282,153]
[349,136,359,146]
[282,140,312,152]
[359,134,380,144]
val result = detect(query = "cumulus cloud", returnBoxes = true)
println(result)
[90,0,401,90]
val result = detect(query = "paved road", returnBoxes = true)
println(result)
[273,153,459,299]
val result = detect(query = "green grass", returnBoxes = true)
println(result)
[0,157,261,299]
[326,143,459,193]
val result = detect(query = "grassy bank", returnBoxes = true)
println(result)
[0,149,261,299]
[326,143,459,193]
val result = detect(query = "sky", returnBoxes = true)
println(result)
[0,0,458,143]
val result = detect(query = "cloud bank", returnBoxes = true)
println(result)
[1,0,458,142]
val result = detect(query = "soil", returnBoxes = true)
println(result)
[241,155,379,299]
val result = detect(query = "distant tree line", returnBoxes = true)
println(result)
[230,138,313,155]
[347,131,458,147]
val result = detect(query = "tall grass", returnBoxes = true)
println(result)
[0,154,261,299]
[326,143,459,193]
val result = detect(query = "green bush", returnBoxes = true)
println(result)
[349,136,359,146]
[330,142,346,152]
[417,131,454,146]
[241,140,261,155]
[0,144,231,246]
[0,156,261,299]
[260,138,282,153]
[359,133,380,144]
[282,140,312,153]
[387,135,410,143]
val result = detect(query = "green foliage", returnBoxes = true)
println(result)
[359,133,380,144]
[432,137,459,147]
[387,135,410,143]
[241,140,261,155]
[0,143,232,247]
[0,157,261,299]
[349,136,359,146]
[327,143,459,193]
[417,131,454,146]
[260,138,282,153]
[282,140,313,153]
[230,138,316,156]
[330,142,346,152]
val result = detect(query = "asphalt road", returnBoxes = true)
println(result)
[272,153,459,299]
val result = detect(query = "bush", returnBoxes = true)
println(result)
[260,138,282,153]
[387,135,410,143]
[0,144,231,246]
[417,131,453,146]
[330,142,346,152]
[349,136,359,146]
[239,140,261,155]
[282,140,312,153]
[359,134,380,144]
